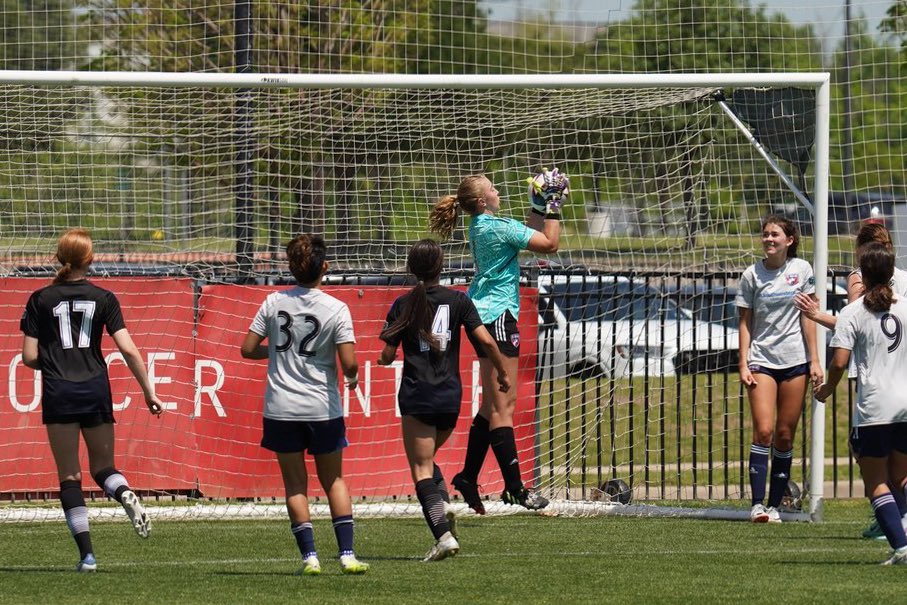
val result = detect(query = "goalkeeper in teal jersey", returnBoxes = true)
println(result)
[429,169,566,513]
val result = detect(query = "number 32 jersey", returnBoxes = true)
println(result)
[20,280,126,382]
[249,287,355,421]
[831,295,907,426]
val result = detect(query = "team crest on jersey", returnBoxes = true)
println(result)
[510,333,520,348]
[785,273,800,286]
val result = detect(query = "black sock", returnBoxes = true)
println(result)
[767,448,793,508]
[92,467,130,503]
[60,480,93,559]
[489,427,523,494]
[432,464,450,503]
[460,414,490,481]
[415,478,450,540]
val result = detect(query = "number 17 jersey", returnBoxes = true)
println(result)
[249,287,355,422]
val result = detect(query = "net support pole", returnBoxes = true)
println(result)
[809,75,831,522]
[234,0,254,281]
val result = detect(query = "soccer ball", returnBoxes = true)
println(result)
[151,230,165,241]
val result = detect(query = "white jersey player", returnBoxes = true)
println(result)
[241,234,368,576]
[816,243,907,564]
[736,215,822,524]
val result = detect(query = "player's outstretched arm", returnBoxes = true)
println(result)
[112,328,163,415]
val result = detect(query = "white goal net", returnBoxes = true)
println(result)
[0,72,830,521]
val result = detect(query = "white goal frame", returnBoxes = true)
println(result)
[0,71,831,522]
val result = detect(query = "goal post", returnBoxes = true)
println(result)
[0,71,830,522]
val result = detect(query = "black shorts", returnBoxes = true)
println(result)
[43,412,115,428]
[850,423,907,458]
[748,363,809,383]
[42,373,114,425]
[470,310,520,358]
[261,416,348,455]
[406,412,460,432]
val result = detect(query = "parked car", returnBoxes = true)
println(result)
[536,274,740,379]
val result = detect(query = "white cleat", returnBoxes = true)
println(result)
[750,503,770,523]
[122,490,151,538]
[423,531,460,562]
[765,506,782,524]
[76,553,97,573]
[882,546,907,565]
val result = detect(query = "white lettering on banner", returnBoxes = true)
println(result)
[370,360,403,418]
[8,354,41,413]
[344,361,372,417]
[148,352,177,411]
[194,359,226,418]
[471,360,482,417]
[105,351,131,411]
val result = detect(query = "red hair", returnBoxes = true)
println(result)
[54,228,94,283]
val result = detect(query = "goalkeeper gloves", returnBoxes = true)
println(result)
[527,167,569,218]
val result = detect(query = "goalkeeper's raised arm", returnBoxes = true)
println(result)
[526,167,569,240]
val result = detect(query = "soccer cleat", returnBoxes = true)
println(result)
[750,503,770,523]
[76,553,97,573]
[444,502,458,539]
[121,490,151,538]
[765,506,782,524]
[296,555,322,576]
[339,554,369,575]
[882,546,907,565]
[863,519,887,540]
[423,531,460,562]
[451,473,486,515]
[501,487,549,510]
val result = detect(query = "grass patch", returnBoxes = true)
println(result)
[0,499,899,605]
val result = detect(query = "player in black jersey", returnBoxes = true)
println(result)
[19,229,163,572]
[378,239,511,562]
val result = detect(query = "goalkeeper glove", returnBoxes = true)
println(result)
[527,167,569,218]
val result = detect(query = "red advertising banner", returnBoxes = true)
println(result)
[0,278,197,493]
[2,279,538,500]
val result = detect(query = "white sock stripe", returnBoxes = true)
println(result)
[772,449,794,459]
[291,522,313,534]
[332,518,354,527]
[64,506,90,535]
[749,444,771,455]
[428,501,446,525]
[872,494,897,509]
[103,473,129,499]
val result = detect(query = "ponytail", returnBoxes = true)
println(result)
[379,282,440,351]
[860,242,896,312]
[379,238,445,350]
[429,195,460,240]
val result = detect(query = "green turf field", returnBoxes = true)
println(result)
[0,499,903,604]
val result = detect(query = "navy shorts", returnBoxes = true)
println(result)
[748,362,809,384]
[261,416,348,455]
[850,423,907,458]
[42,373,114,425]
[406,412,460,432]
[471,310,520,358]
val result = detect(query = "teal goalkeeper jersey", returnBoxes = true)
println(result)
[467,213,534,323]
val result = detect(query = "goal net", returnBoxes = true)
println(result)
[0,72,829,521]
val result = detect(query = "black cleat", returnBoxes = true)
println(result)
[451,473,486,515]
[501,487,549,510]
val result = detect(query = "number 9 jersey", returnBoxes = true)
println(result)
[248,286,355,422]
[831,295,907,426]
